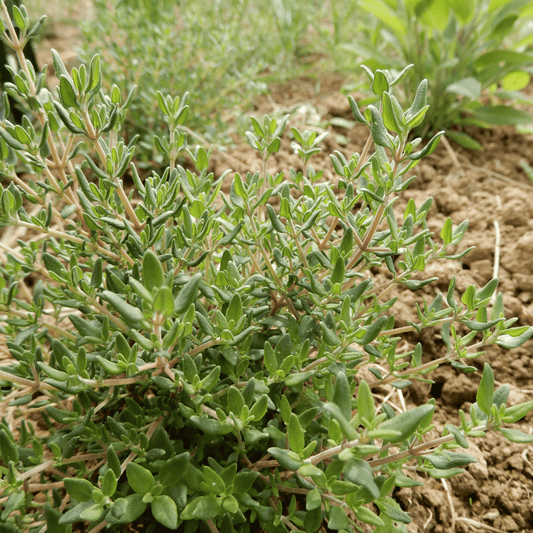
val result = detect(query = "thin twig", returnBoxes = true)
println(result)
[423,508,433,530]
[456,517,506,532]
[465,163,533,191]
[441,136,461,169]
[206,519,221,533]
[490,219,500,306]
[441,478,456,532]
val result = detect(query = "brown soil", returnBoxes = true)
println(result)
[8,7,533,533]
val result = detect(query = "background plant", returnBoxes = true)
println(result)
[78,0,328,166]
[340,0,533,148]
[1,2,533,533]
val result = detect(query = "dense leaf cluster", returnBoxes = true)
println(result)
[0,3,533,532]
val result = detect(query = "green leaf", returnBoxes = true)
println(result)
[37,362,68,382]
[154,286,174,316]
[222,494,239,514]
[502,70,530,91]
[228,386,245,416]
[58,501,95,525]
[328,505,351,529]
[477,278,499,302]
[357,379,375,423]
[201,366,221,392]
[359,0,407,35]
[444,424,468,448]
[226,293,242,323]
[143,250,164,291]
[43,253,66,276]
[406,79,428,119]
[461,285,476,310]
[90,258,103,288]
[476,363,494,416]
[304,506,322,532]
[424,451,477,469]
[445,131,482,150]
[77,501,104,521]
[44,503,69,533]
[266,204,286,233]
[446,77,481,99]
[107,446,122,478]
[463,318,503,331]
[59,75,78,108]
[174,273,202,314]
[440,217,452,244]
[348,95,367,124]
[288,413,305,454]
[185,494,221,520]
[102,469,117,497]
[109,494,146,524]
[330,480,360,494]
[372,70,389,96]
[267,447,303,470]
[87,54,101,92]
[380,403,435,443]
[63,478,94,502]
[382,91,404,134]
[0,430,19,465]
[306,488,322,511]
[332,371,352,421]
[152,495,178,529]
[204,466,226,494]
[496,326,533,348]
[264,342,278,374]
[474,50,533,70]
[249,394,269,421]
[323,403,358,440]
[407,131,445,160]
[472,106,532,126]
[158,452,190,486]
[355,505,385,526]
[499,428,533,443]
[330,256,345,285]
[368,105,393,149]
[190,416,233,435]
[493,384,510,409]
[344,458,380,499]
[126,462,155,495]
[233,470,258,495]
[355,316,388,345]
[376,497,411,524]
[321,322,340,346]
[427,467,465,479]
[100,291,144,328]
[502,400,533,423]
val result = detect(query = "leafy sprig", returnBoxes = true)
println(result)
[0,3,532,532]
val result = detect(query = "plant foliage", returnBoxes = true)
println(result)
[1,3,533,532]
[344,0,533,148]
[79,0,319,163]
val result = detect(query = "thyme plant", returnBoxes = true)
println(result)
[1,3,533,532]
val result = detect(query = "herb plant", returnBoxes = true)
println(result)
[78,0,319,164]
[345,0,533,148]
[1,3,533,533]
